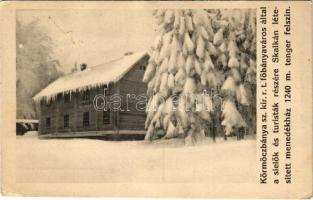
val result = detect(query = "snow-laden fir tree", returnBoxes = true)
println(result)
[218,10,256,138]
[143,9,256,144]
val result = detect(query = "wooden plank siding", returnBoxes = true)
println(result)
[118,55,148,131]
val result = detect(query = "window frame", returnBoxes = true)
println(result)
[139,65,146,71]
[82,90,90,101]
[64,94,71,103]
[46,117,51,128]
[83,112,90,127]
[64,114,69,128]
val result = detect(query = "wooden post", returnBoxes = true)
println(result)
[116,82,120,137]
[212,128,216,142]
[95,88,99,131]
[236,127,240,140]
[55,99,59,134]
[211,113,216,142]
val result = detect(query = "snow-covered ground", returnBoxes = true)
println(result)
[16,131,256,184]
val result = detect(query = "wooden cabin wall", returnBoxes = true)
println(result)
[38,85,115,135]
[118,55,148,131]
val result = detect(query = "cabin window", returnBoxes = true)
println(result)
[82,90,90,101]
[64,114,69,128]
[140,65,146,71]
[103,111,110,124]
[46,117,51,128]
[57,93,62,100]
[83,112,89,127]
[64,94,71,103]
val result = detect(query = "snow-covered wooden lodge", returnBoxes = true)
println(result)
[33,52,149,138]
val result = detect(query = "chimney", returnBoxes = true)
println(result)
[124,51,133,56]
[80,63,87,71]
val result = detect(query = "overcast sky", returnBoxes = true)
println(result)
[17,9,157,73]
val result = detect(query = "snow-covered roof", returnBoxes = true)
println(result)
[33,51,148,102]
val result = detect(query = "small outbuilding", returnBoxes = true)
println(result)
[16,119,39,135]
